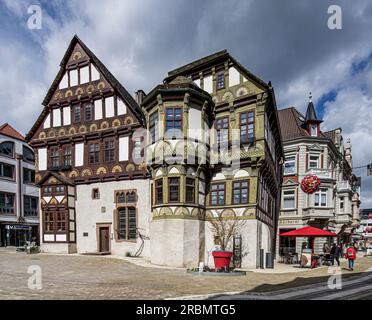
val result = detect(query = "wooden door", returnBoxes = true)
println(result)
[99,227,110,253]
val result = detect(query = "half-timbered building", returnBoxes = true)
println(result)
[26,36,150,255]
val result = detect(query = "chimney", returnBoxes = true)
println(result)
[135,90,146,106]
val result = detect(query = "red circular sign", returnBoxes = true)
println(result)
[301,174,321,194]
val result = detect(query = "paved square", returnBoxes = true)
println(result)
[0,249,371,299]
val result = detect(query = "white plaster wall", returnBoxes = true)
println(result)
[75,179,151,257]
[229,67,240,87]
[43,114,50,129]
[59,72,68,89]
[70,69,78,86]
[38,148,47,171]
[117,98,127,115]
[94,99,103,120]
[41,243,77,254]
[80,66,89,84]
[53,109,61,127]
[203,75,213,93]
[188,108,202,141]
[63,107,71,126]
[75,143,84,167]
[91,64,100,81]
[150,218,204,267]
[119,136,129,161]
[204,219,259,269]
[105,96,115,118]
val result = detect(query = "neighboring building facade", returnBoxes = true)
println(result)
[27,36,283,268]
[277,100,360,256]
[143,50,283,268]
[353,208,372,247]
[0,123,39,247]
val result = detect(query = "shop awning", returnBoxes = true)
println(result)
[280,226,337,237]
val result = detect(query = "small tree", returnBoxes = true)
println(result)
[207,210,246,251]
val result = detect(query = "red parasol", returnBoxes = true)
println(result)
[280,226,337,237]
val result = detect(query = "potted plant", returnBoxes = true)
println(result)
[207,211,246,270]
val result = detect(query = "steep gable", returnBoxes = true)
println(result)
[0,123,25,141]
[26,35,143,141]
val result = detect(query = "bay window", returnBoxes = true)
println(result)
[314,188,327,207]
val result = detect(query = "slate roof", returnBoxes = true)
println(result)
[0,123,25,142]
[165,50,270,90]
[304,101,322,123]
[26,35,144,141]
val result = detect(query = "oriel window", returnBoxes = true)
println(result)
[240,111,255,143]
[165,107,182,138]
[104,140,115,162]
[168,177,180,202]
[89,143,100,163]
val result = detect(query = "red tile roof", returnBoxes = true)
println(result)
[278,107,309,140]
[0,123,25,142]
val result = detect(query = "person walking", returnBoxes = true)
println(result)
[330,243,336,266]
[333,243,341,266]
[345,244,357,271]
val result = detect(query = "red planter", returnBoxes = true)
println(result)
[212,251,233,269]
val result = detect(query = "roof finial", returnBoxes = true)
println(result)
[309,91,312,102]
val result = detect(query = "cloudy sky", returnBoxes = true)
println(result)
[1,0,372,207]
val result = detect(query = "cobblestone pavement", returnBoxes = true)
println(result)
[0,249,371,300]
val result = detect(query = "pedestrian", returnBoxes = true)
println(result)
[345,244,357,271]
[334,243,341,266]
[330,243,336,265]
[323,243,330,254]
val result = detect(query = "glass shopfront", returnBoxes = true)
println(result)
[0,224,39,247]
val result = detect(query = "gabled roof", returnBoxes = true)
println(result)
[0,123,25,142]
[164,50,270,90]
[37,171,75,186]
[278,107,309,140]
[26,35,144,141]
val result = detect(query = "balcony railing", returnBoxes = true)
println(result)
[305,168,333,179]
[337,181,351,191]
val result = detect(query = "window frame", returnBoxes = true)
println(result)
[283,190,296,209]
[50,146,60,168]
[73,104,81,123]
[89,142,100,164]
[284,155,296,175]
[232,180,249,205]
[239,110,255,144]
[168,177,180,203]
[186,177,195,203]
[0,162,15,180]
[23,167,35,184]
[24,195,38,217]
[215,116,229,147]
[104,139,115,163]
[149,111,159,143]
[0,192,15,214]
[0,141,14,158]
[84,103,94,122]
[309,154,319,169]
[216,72,225,90]
[165,107,183,139]
[117,206,137,241]
[22,146,35,163]
[210,182,226,206]
[155,179,163,204]
[314,188,327,207]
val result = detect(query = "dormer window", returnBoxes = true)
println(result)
[311,124,317,137]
